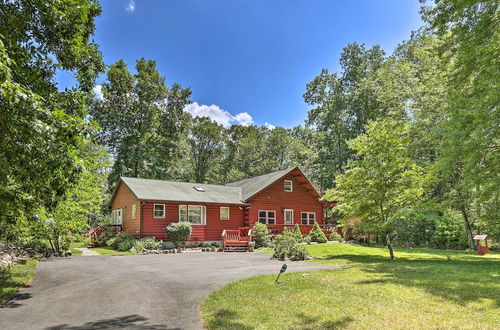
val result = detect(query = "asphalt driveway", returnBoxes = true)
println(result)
[0,252,338,329]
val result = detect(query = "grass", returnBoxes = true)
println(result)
[0,259,38,304]
[91,246,136,255]
[69,242,84,256]
[201,244,500,329]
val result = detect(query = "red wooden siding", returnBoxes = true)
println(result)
[109,182,141,237]
[246,172,324,227]
[141,201,245,241]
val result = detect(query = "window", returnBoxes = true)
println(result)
[154,204,165,219]
[111,209,123,225]
[284,209,294,225]
[220,207,230,220]
[188,205,206,225]
[258,210,276,224]
[284,180,293,192]
[179,205,187,221]
[131,204,136,219]
[301,212,316,225]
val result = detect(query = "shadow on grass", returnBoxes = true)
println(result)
[294,312,354,329]
[46,314,173,330]
[204,309,254,330]
[320,253,500,307]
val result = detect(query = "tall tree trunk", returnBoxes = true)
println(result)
[386,234,394,260]
[460,204,476,250]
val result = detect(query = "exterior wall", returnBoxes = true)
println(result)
[246,173,324,227]
[109,182,141,237]
[141,201,246,241]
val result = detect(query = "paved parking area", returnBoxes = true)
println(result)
[0,252,338,329]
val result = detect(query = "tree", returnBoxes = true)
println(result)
[188,117,226,183]
[92,58,191,186]
[325,119,425,259]
[0,0,104,236]
[421,0,500,247]
[304,43,387,189]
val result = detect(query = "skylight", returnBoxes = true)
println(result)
[193,186,205,192]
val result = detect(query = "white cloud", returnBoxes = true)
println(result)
[92,85,103,100]
[183,102,254,127]
[125,0,136,12]
[263,122,276,130]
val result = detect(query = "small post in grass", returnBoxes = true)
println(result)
[275,264,287,284]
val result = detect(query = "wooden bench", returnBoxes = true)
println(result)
[222,228,253,252]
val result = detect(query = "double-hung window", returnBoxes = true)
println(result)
[179,205,206,225]
[284,209,294,225]
[154,204,165,219]
[258,210,276,224]
[301,212,316,225]
[284,180,293,192]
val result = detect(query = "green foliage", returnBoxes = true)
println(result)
[292,224,303,242]
[289,244,308,261]
[307,222,328,243]
[92,58,192,186]
[166,222,192,248]
[325,119,425,257]
[131,239,146,253]
[0,0,104,240]
[273,227,295,260]
[117,236,135,252]
[140,237,163,250]
[107,234,133,250]
[251,223,271,248]
[303,43,386,189]
[328,230,343,242]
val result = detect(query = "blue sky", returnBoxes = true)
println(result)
[57,0,423,128]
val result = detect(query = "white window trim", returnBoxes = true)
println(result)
[220,206,230,220]
[284,209,294,225]
[131,204,136,219]
[153,204,165,219]
[301,212,316,225]
[179,205,187,222]
[284,180,293,192]
[258,210,276,224]
[187,205,206,225]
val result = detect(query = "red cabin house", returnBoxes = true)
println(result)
[108,167,334,247]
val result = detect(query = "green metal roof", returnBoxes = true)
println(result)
[226,167,297,200]
[121,177,245,205]
[119,167,301,205]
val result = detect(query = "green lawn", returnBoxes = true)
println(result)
[0,259,38,303]
[90,246,136,255]
[69,242,84,256]
[201,244,500,329]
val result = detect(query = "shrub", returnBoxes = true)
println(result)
[328,230,343,242]
[95,226,119,246]
[273,228,308,261]
[166,222,192,247]
[273,228,296,260]
[252,222,271,248]
[308,222,327,243]
[107,235,134,251]
[117,236,135,251]
[292,224,303,242]
[289,243,308,261]
[132,239,146,253]
[141,237,163,250]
